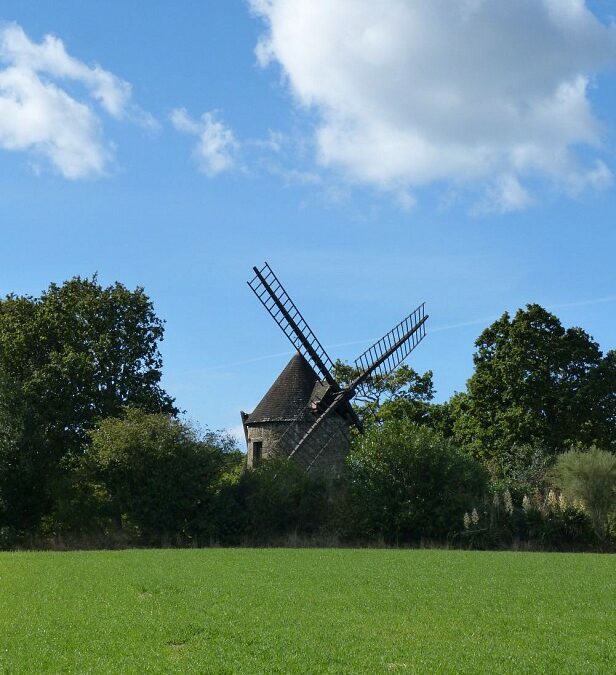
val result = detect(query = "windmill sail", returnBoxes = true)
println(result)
[288,304,428,460]
[246,260,427,473]
[267,388,352,470]
[353,303,427,385]
[287,390,351,468]
[248,262,337,385]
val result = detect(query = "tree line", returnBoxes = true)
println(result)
[0,277,614,549]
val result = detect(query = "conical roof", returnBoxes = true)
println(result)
[246,352,319,424]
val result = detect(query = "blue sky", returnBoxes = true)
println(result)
[1,1,615,441]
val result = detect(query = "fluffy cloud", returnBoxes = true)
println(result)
[250,0,616,210]
[171,108,239,176]
[0,23,153,179]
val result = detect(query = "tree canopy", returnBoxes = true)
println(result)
[452,304,616,467]
[0,276,176,531]
[332,361,438,427]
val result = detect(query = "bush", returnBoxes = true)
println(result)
[222,458,330,543]
[488,444,552,499]
[84,409,238,542]
[345,420,487,543]
[527,505,596,549]
[551,447,616,541]
[459,489,598,551]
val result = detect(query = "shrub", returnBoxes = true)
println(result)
[84,409,236,541]
[345,420,487,543]
[488,443,553,499]
[230,458,330,543]
[515,491,596,549]
[551,447,616,541]
[460,489,597,550]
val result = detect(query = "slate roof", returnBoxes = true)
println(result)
[246,352,319,424]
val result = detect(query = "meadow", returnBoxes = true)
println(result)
[1,548,614,673]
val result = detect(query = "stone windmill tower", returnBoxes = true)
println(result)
[241,352,358,475]
[241,263,428,474]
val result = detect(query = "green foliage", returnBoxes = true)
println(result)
[380,398,455,438]
[460,489,598,550]
[333,362,433,405]
[523,503,597,549]
[551,447,616,540]
[2,549,615,672]
[487,443,553,498]
[85,409,235,540]
[219,458,330,543]
[346,420,487,542]
[0,276,176,532]
[2,278,613,553]
[333,360,448,432]
[452,304,616,468]
[0,367,49,531]
[0,276,176,451]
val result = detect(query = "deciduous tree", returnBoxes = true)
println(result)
[0,276,176,531]
[452,304,616,468]
[332,361,439,427]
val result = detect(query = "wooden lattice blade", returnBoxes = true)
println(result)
[248,262,337,385]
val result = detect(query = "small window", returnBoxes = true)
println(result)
[252,441,263,466]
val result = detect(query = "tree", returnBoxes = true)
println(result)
[552,447,616,542]
[452,304,616,469]
[0,276,176,531]
[0,368,48,532]
[332,361,437,427]
[346,420,487,543]
[85,409,235,540]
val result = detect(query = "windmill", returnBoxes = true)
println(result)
[240,262,428,474]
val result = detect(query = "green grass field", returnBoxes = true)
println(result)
[1,548,614,673]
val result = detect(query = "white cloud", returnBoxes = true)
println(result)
[0,22,154,179]
[171,108,239,176]
[477,174,535,214]
[250,0,616,209]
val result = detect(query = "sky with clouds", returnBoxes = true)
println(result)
[1,0,615,441]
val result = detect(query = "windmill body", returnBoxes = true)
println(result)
[241,353,353,474]
[242,262,428,475]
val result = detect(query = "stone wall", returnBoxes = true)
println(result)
[246,414,350,476]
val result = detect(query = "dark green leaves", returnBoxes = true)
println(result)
[0,276,176,532]
[452,304,616,466]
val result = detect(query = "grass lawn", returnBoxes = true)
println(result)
[0,548,614,673]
